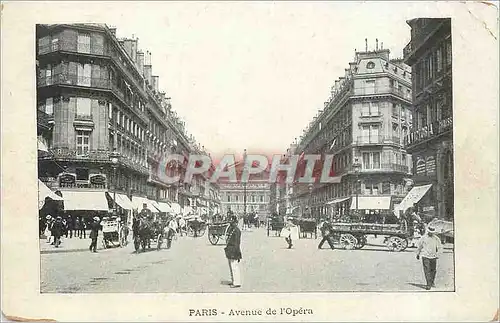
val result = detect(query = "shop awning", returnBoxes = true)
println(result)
[326,197,351,205]
[107,193,134,211]
[397,184,433,214]
[62,191,109,211]
[170,202,181,214]
[156,202,173,213]
[37,137,49,152]
[38,180,63,209]
[350,196,391,210]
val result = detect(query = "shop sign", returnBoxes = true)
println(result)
[59,173,76,185]
[416,158,426,175]
[90,174,106,185]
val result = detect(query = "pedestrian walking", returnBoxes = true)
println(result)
[281,217,299,249]
[44,215,53,244]
[166,216,178,248]
[81,219,87,239]
[89,216,101,253]
[224,215,242,288]
[416,225,442,290]
[51,216,64,248]
[318,221,335,250]
[178,216,186,237]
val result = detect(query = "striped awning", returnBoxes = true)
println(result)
[62,191,109,211]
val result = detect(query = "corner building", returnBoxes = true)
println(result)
[36,24,220,221]
[289,45,414,220]
[403,18,453,221]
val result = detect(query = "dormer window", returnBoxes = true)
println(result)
[366,61,375,69]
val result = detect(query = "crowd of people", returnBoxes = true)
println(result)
[41,215,91,247]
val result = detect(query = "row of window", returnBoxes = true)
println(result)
[413,94,452,130]
[415,37,452,92]
[224,195,267,203]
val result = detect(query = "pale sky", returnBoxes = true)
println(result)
[111,2,431,157]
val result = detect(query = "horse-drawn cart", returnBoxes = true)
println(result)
[207,222,231,245]
[185,217,207,237]
[267,216,285,236]
[330,222,410,252]
[102,218,128,248]
[298,218,317,239]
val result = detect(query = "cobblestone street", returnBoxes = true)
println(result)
[41,226,454,293]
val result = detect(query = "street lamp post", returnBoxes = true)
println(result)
[243,149,247,217]
[353,159,361,215]
[110,149,120,216]
[308,183,313,219]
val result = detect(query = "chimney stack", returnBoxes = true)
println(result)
[109,27,117,36]
[144,51,152,85]
[376,38,379,50]
[136,51,144,76]
[381,42,384,49]
[152,76,159,92]
[365,38,368,51]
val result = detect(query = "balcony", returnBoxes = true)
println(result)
[404,116,452,148]
[38,41,107,57]
[37,73,111,90]
[40,148,111,162]
[356,135,383,145]
[353,87,411,102]
[74,113,93,121]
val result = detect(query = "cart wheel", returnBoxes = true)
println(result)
[339,233,358,250]
[354,235,367,249]
[187,227,195,237]
[208,233,219,245]
[386,236,408,252]
[157,234,162,250]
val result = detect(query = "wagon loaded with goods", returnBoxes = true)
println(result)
[330,222,410,252]
[207,221,231,245]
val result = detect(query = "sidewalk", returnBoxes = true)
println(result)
[40,235,100,254]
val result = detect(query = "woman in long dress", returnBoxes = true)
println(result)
[281,217,299,249]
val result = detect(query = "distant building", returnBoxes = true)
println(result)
[287,41,414,220]
[403,18,453,221]
[218,156,271,219]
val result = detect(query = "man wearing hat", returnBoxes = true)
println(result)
[89,216,101,253]
[224,215,242,288]
[51,216,64,248]
[416,225,442,290]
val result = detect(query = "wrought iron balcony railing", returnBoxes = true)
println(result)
[404,116,453,147]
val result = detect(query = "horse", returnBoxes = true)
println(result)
[133,217,156,252]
